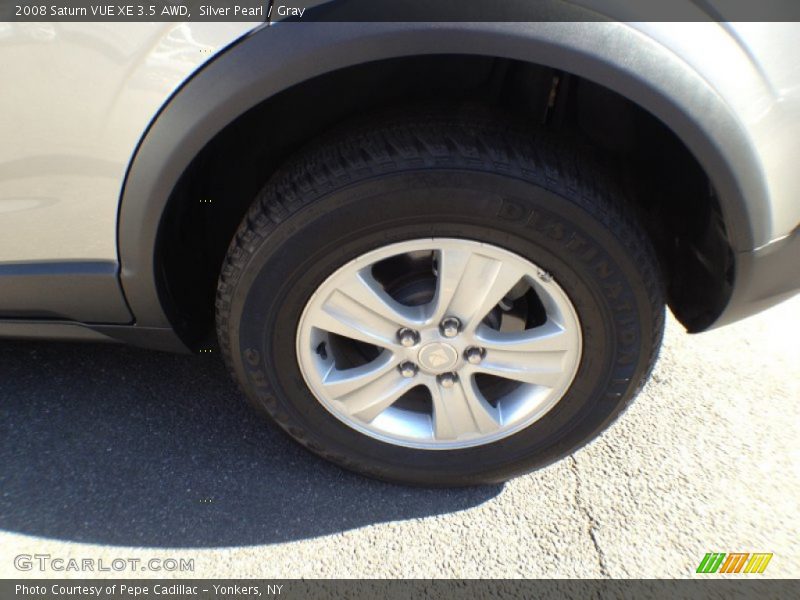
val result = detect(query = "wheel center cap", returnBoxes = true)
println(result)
[418,342,459,373]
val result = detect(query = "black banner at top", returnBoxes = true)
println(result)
[2,0,800,22]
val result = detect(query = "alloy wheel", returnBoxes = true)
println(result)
[296,238,583,450]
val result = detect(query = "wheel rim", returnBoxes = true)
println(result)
[296,238,583,450]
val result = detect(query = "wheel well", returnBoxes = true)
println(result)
[157,54,734,346]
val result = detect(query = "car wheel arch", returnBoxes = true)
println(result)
[117,21,765,342]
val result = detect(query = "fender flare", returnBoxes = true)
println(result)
[118,20,768,331]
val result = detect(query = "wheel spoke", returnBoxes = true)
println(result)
[432,247,526,331]
[429,377,500,440]
[472,321,571,388]
[430,247,472,322]
[310,269,418,348]
[476,319,572,354]
[321,352,398,398]
[330,361,414,422]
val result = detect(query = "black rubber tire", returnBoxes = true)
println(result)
[216,112,665,486]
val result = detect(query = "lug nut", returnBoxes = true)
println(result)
[465,346,485,364]
[397,328,420,347]
[440,317,461,338]
[398,362,418,378]
[438,373,458,388]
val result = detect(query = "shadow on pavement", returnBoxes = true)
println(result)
[0,341,501,548]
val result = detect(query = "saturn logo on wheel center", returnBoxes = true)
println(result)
[418,343,459,372]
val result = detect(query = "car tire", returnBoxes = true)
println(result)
[216,111,665,486]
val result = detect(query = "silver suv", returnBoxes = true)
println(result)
[1,13,798,485]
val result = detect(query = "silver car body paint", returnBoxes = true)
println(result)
[0,20,797,299]
[630,21,800,248]
[0,22,257,263]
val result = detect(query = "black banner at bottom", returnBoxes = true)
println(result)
[2,579,798,600]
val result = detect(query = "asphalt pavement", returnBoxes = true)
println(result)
[0,297,797,578]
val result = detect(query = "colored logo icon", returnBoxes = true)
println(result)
[696,553,773,574]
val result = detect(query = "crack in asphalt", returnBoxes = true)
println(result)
[570,455,610,577]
